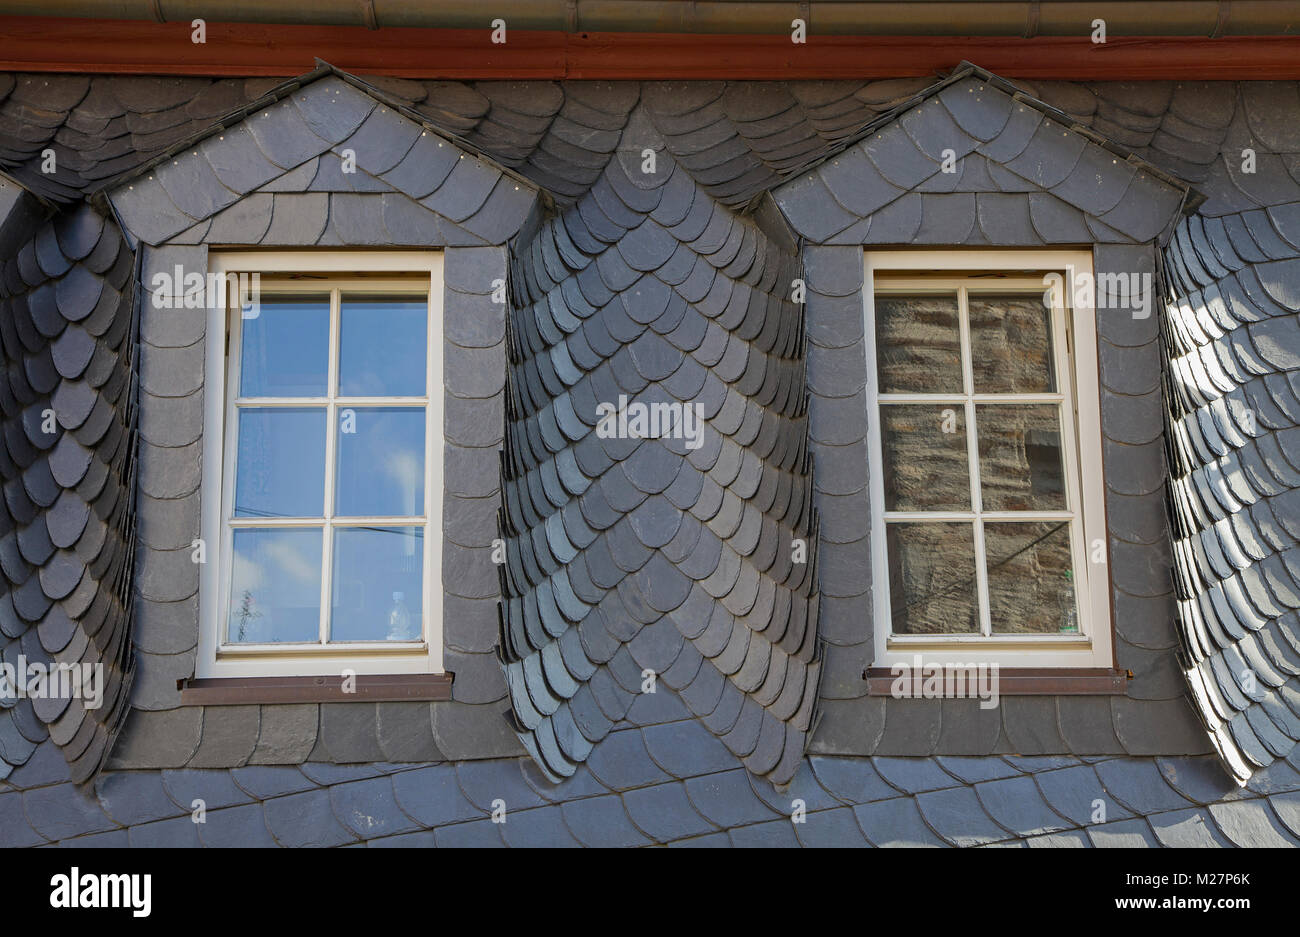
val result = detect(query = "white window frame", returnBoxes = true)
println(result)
[863,250,1113,669]
[199,251,445,678]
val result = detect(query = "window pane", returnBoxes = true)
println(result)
[886,522,979,634]
[335,407,426,517]
[234,408,326,519]
[227,528,323,643]
[976,404,1067,511]
[875,293,962,394]
[881,404,971,511]
[339,294,428,397]
[969,292,1056,394]
[984,522,1077,634]
[239,294,329,397]
[330,527,424,642]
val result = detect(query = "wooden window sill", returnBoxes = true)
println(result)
[863,667,1129,696]
[179,673,453,705]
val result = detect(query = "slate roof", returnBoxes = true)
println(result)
[4,715,1300,847]
[0,66,1217,215]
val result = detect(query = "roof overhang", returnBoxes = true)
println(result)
[2,6,1300,79]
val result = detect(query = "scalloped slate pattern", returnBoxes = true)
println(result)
[0,202,136,784]
[498,115,821,784]
[1164,207,1300,782]
[4,730,1299,847]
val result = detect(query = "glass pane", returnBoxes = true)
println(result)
[239,294,329,397]
[969,292,1057,394]
[227,528,323,644]
[985,522,1077,634]
[335,407,426,517]
[881,404,971,511]
[234,408,326,519]
[976,404,1067,511]
[875,293,963,394]
[339,294,428,397]
[886,522,979,634]
[330,527,424,642]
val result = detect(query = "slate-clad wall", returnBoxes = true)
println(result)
[498,113,821,784]
[1164,209,1300,781]
[0,203,137,782]
[1,69,1298,785]
[99,76,544,768]
[771,75,1207,757]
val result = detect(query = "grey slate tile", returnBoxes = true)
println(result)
[853,797,947,847]
[56,829,130,848]
[1095,758,1198,815]
[329,776,421,839]
[249,704,318,764]
[685,768,782,828]
[366,831,437,848]
[1086,817,1160,847]
[0,790,48,847]
[1206,798,1300,847]
[915,786,1011,846]
[433,818,506,848]
[455,757,548,813]
[1148,808,1235,847]
[975,775,1072,837]
[189,705,260,767]
[728,818,801,847]
[643,718,740,779]
[94,770,182,826]
[161,768,253,812]
[391,764,484,828]
[1025,830,1091,847]
[871,756,959,794]
[791,805,873,847]
[584,728,672,791]
[560,793,652,847]
[499,804,583,847]
[1034,764,1134,826]
[622,780,717,842]
[24,782,117,840]
[128,815,203,847]
[229,765,317,800]
[262,788,358,847]
[809,755,900,803]
[317,703,385,763]
[667,831,732,847]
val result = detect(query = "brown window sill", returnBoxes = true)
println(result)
[864,667,1129,696]
[179,673,453,705]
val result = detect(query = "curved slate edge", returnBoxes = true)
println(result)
[0,203,137,784]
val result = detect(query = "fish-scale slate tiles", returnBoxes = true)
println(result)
[1018,81,1300,220]
[0,74,273,203]
[2,70,1295,222]
[4,725,1300,846]
[0,202,137,784]
[105,75,537,250]
[497,117,821,785]
[1163,204,1300,783]
[771,74,1189,246]
[639,80,930,209]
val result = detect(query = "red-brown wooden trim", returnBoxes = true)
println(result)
[864,667,1130,696]
[3,18,1300,79]
[179,672,453,705]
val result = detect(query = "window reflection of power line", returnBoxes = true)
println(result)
[892,520,1070,623]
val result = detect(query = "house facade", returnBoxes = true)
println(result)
[1,3,1300,847]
